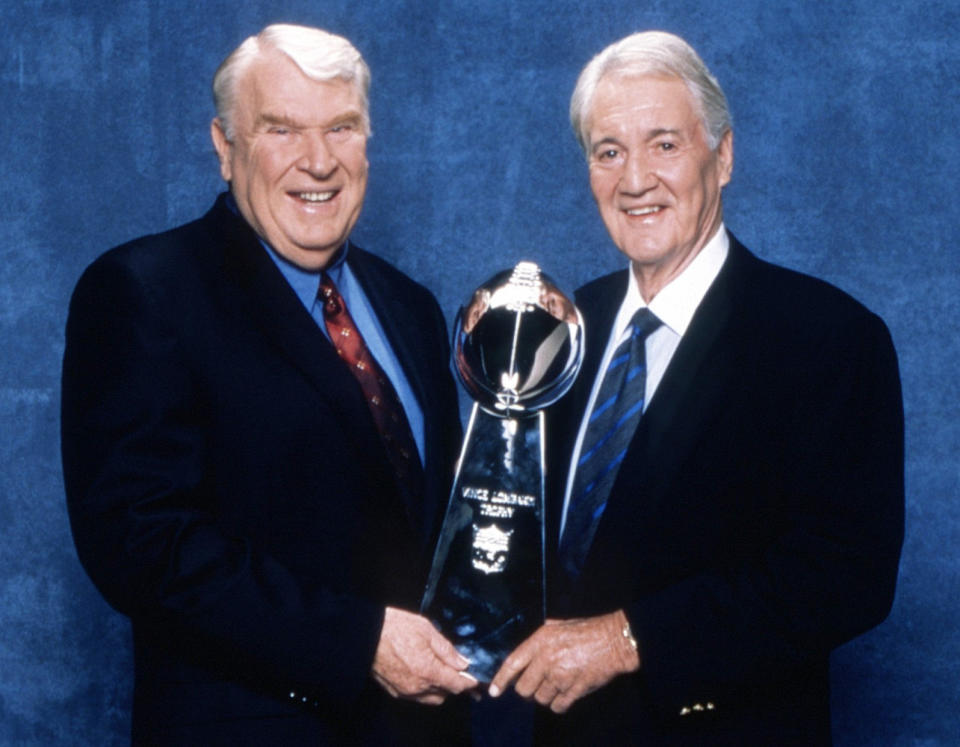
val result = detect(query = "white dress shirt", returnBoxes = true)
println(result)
[559,226,730,537]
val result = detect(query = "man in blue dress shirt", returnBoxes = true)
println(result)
[62,23,474,744]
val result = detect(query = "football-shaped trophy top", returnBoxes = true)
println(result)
[453,262,584,416]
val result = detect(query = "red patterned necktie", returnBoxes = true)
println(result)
[318,274,424,500]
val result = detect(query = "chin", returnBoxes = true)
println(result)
[621,243,672,264]
[292,228,341,249]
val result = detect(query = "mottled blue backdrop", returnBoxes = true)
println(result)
[1,0,957,743]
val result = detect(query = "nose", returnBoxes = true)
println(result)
[299,131,338,179]
[620,150,657,195]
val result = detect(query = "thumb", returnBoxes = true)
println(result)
[427,626,471,671]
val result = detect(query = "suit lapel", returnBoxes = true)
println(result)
[209,198,390,475]
[568,270,630,431]
[575,238,753,570]
[621,251,740,512]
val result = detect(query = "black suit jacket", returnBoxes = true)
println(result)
[541,235,904,745]
[61,195,464,744]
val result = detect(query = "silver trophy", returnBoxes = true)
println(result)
[421,262,583,682]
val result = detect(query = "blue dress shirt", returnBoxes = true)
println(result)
[262,240,427,465]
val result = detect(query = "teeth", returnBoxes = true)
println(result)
[297,191,335,202]
[626,206,661,216]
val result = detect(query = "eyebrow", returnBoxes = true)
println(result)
[256,110,364,130]
[590,136,623,151]
[645,127,683,140]
[590,127,685,151]
[256,112,300,128]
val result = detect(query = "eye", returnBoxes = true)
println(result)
[595,147,620,162]
[657,141,677,152]
[328,121,359,137]
[267,126,291,136]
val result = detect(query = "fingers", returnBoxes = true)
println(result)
[373,607,478,701]
[373,673,399,699]
[513,654,548,699]
[534,680,580,713]
[492,626,577,712]
[377,677,448,706]
[427,656,478,695]
[533,679,560,707]
[414,691,447,706]
[488,614,633,711]
[488,632,538,697]
[550,691,577,714]
[424,625,477,693]
[427,625,471,672]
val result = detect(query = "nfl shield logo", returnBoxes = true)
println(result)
[471,523,513,574]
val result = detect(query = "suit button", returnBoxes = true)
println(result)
[289,691,297,699]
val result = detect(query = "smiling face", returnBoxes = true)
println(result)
[586,74,733,299]
[211,50,368,270]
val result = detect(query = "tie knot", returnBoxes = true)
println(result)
[630,308,662,341]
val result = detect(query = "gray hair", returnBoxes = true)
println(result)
[213,23,371,140]
[570,31,731,155]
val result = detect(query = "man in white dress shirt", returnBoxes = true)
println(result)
[488,30,903,745]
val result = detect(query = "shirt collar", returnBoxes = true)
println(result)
[614,224,729,340]
[262,240,351,312]
[226,190,351,309]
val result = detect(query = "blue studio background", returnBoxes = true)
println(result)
[1,0,958,743]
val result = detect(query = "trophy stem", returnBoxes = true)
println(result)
[421,405,546,683]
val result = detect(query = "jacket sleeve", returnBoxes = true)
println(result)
[626,310,904,715]
[61,255,384,705]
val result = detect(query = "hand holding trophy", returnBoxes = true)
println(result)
[421,262,583,682]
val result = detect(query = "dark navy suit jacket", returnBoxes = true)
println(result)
[540,235,904,745]
[61,195,464,744]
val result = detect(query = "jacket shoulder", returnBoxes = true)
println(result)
[737,246,889,337]
[84,207,220,285]
[67,204,233,336]
[574,269,629,308]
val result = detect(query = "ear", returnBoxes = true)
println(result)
[210,118,233,182]
[716,129,734,188]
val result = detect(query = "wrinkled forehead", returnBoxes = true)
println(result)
[586,73,702,133]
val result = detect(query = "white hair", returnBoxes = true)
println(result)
[213,23,371,140]
[570,31,731,155]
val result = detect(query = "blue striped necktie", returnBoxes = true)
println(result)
[560,308,662,577]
